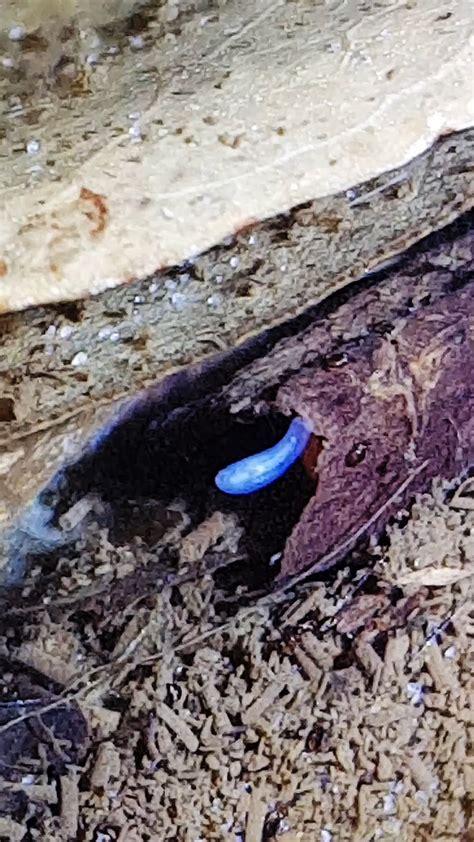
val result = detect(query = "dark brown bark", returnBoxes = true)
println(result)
[276,283,473,580]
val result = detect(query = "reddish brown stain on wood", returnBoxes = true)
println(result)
[302,434,323,482]
[0,259,8,277]
[234,218,258,237]
[80,187,108,237]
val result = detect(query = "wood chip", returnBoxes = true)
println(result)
[246,785,269,842]
[377,753,394,781]
[406,754,434,792]
[155,702,199,753]
[59,495,98,531]
[281,587,322,626]
[449,478,474,510]
[425,643,457,692]
[60,769,79,839]
[91,741,121,790]
[179,512,235,564]
[242,682,284,725]
[336,594,387,634]
[293,645,322,684]
[355,638,383,677]
[397,566,473,586]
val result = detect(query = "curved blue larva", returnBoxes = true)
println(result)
[215,417,312,495]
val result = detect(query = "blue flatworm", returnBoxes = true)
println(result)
[215,417,312,495]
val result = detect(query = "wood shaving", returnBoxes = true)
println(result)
[246,785,269,842]
[449,477,474,510]
[155,702,199,754]
[397,567,473,586]
[59,770,79,838]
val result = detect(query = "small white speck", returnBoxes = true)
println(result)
[134,295,145,304]
[207,294,223,309]
[278,819,291,833]
[9,25,26,41]
[21,774,35,785]
[149,281,158,293]
[26,139,41,155]
[444,645,456,659]
[383,794,396,814]
[59,325,73,340]
[229,256,239,268]
[71,351,88,367]
[129,123,143,141]
[161,206,174,219]
[415,790,428,804]
[269,552,282,566]
[248,235,256,245]
[44,325,56,339]
[171,292,187,310]
[98,327,111,340]
[129,34,144,50]
[128,112,141,121]
[1,56,15,69]
[107,45,119,55]
[109,332,120,342]
[406,682,424,705]
[321,831,332,842]
[86,52,99,65]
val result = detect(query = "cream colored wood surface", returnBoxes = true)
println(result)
[0,0,472,313]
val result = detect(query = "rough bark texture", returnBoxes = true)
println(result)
[278,283,473,580]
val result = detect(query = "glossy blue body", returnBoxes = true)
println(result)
[215,417,312,495]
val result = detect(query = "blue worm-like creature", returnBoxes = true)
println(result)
[215,417,312,495]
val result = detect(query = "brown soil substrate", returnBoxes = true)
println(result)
[0,484,472,842]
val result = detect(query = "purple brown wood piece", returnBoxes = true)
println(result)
[277,284,473,580]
